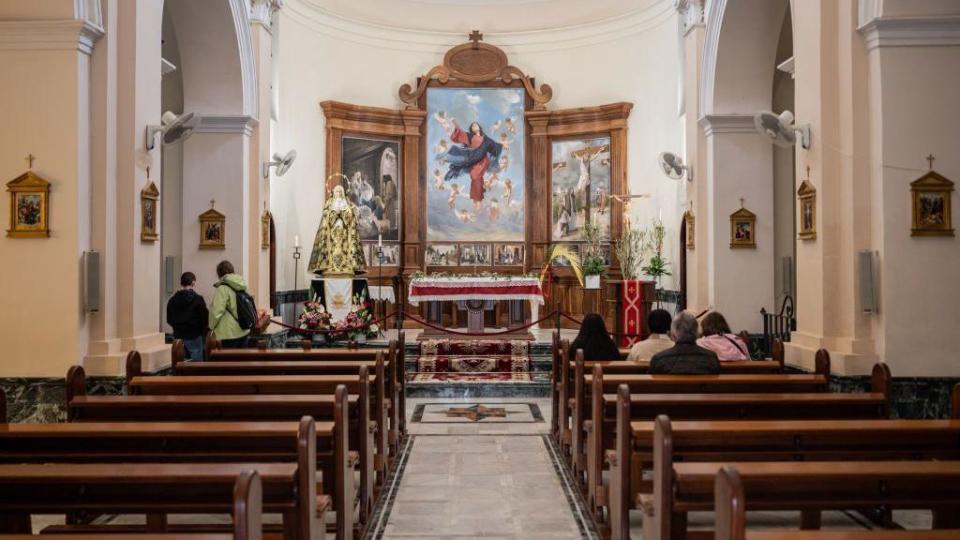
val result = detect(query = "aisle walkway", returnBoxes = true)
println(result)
[365,398,596,539]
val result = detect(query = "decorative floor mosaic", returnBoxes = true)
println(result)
[412,402,544,423]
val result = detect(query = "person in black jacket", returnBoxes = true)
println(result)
[166,272,209,360]
[649,311,720,374]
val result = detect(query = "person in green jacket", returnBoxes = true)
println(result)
[209,260,251,348]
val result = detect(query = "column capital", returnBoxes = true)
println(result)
[250,0,284,30]
[858,15,960,51]
[0,19,104,56]
[194,114,259,136]
[697,114,755,137]
[674,0,705,35]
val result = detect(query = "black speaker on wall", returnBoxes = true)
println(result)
[83,250,100,313]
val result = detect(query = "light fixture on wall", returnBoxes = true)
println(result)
[658,152,693,181]
[263,150,297,178]
[145,111,197,150]
[753,110,810,149]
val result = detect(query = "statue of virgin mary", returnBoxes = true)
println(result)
[308,185,367,276]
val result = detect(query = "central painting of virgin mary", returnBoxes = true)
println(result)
[426,87,525,241]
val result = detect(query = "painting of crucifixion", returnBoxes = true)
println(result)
[551,136,611,241]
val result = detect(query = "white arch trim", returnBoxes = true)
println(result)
[228,0,258,119]
[698,0,725,117]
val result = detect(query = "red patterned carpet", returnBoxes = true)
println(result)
[409,372,533,383]
[414,339,534,383]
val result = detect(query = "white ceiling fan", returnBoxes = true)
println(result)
[145,111,197,151]
[263,149,297,178]
[657,152,693,181]
[753,110,810,149]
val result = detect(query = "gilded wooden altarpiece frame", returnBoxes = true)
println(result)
[319,35,632,326]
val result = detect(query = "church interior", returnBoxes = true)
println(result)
[1,0,960,538]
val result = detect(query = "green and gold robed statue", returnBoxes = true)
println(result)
[308,185,367,276]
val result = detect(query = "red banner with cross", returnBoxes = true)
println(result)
[620,279,654,347]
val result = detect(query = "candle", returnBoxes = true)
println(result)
[294,235,300,248]
[378,234,383,248]
[658,207,662,221]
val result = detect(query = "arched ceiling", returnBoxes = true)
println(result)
[294,0,666,34]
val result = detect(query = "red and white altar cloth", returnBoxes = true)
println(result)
[407,276,544,305]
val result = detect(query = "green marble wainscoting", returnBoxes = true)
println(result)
[0,377,125,423]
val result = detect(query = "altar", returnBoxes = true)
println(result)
[408,275,544,339]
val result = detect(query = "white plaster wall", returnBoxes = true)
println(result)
[181,133,251,304]
[271,4,686,292]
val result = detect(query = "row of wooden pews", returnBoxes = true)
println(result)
[550,330,960,539]
[0,334,407,540]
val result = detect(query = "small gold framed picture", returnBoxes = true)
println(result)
[797,180,816,240]
[911,171,954,237]
[261,209,272,250]
[730,205,757,249]
[140,181,160,242]
[683,209,695,249]
[6,171,50,238]
[199,207,226,249]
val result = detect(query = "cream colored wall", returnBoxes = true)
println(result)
[272,2,686,293]
[869,45,960,377]
[0,49,85,377]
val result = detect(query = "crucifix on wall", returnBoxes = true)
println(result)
[567,143,609,230]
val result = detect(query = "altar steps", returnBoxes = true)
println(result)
[404,338,551,398]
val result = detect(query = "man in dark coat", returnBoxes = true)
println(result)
[166,272,209,360]
[649,311,720,375]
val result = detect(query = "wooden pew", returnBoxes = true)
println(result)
[0,464,301,538]
[641,414,960,540]
[121,363,382,508]
[715,467,960,540]
[0,461,311,539]
[555,340,791,462]
[65,373,355,539]
[179,334,407,447]
[571,352,834,489]
[601,388,892,537]
[0,469,264,540]
[0,419,339,539]
[655,460,960,540]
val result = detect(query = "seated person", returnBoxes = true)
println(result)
[569,313,620,361]
[697,311,750,361]
[626,309,674,362]
[649,311,720,374]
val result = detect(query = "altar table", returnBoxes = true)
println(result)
[407,276,544,338]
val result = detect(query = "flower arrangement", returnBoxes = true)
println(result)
[581,222,606,277]
[330,292,378,341]
[642,218,671,284]
[298,299,332,331]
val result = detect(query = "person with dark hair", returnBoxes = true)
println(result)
[569,313,620,361]
[166,272,208,360]
[209,260,252,349]
[626,308,674,362]
[697,311,750,361]
[649,311,720,374]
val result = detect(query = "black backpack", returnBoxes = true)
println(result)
[219,283,258,331]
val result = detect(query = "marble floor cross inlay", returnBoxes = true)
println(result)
[444,404,509,422]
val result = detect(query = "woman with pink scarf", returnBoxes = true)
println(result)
[696,312,750,361]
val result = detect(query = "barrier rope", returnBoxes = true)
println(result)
[403,309,558,337]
